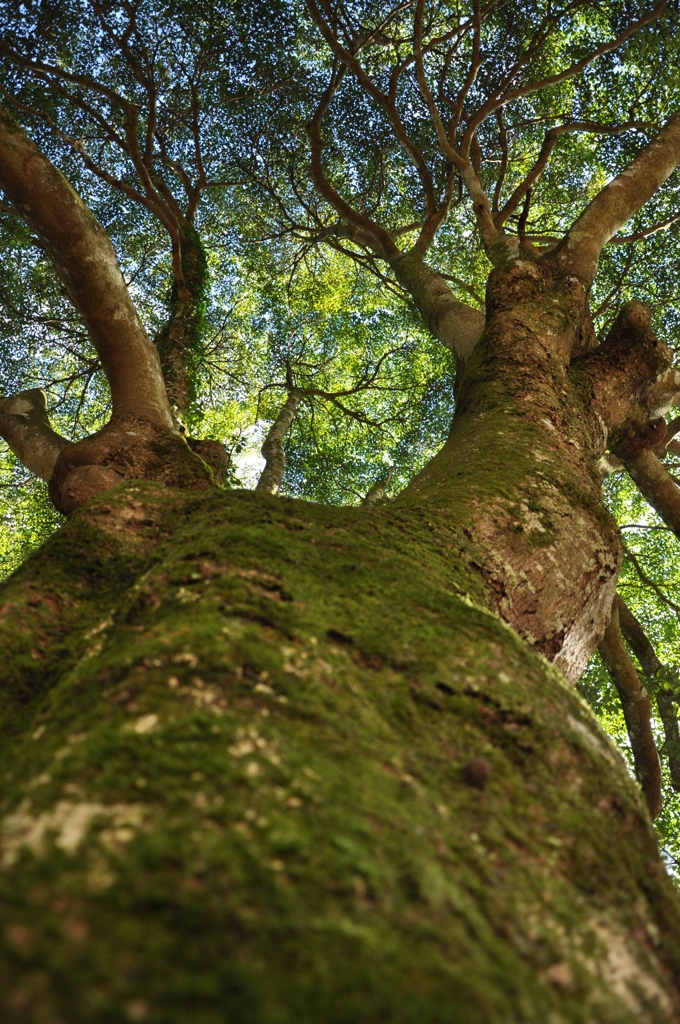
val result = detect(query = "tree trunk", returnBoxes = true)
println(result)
[1,465,679,1017]
[256,390,303,495]
[1,246,680,1020]
[3,24,680,1021]
[154,227,209,416]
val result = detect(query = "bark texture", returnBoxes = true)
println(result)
[618,597,680,793]
[598,601,662,819]
[390,252,485,360]
[0,108,173,429]
[363,467,393,505]
[399,258,622,681]
[619,449,680,540]
[0,482,678,1023]
[256,391,303,495]
[2,88,680,1022]
[47,416,216,515]
[560,111,680,284]
[154,228,209,415]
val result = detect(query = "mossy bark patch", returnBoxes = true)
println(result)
[0,483,677,1022]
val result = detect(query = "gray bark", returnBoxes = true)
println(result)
[389,252,485,361]
[255,390,302,495]
[0,388,69,481]
[363,468,393,505]
[618,595,680,792]
[0,107,174,429]
[560,111,680,284]
[598,598,662,818]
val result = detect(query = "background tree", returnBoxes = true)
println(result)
[1,1,680,1021]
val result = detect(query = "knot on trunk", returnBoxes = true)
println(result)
[58,465,126,514]
[607,300,653,340]
[49,415,216,515]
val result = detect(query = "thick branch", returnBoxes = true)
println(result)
[620,449,680,539]
[256,390,302,495]
[389,252,485,359]
[618,596,680,792]
[617,595,662,677]
[363,467,394,505]
[572,302,678,434]
[559,110,680,284]
[0,389,69,481]
[154,228,208,413]
[0,106,173,428]
[599,600,662,819]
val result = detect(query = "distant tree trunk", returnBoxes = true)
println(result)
[154,226,209,416]
[2,262,680,1023]
[256,390,303,495]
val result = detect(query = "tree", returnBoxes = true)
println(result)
[1,0,680,1019]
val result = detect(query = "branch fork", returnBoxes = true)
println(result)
[573,302,679,445]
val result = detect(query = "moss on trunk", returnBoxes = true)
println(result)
[154,228,209,417]
[0,482,678,1023]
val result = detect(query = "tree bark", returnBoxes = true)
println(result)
[0,389,69,481]
[618,596,680,793]
[0,109,220,513]
[559,111,680,285]
[598,600,662,818]
[619,449,680,540]
[256,391,303,495]
[0,481,678,1022]
[2,105,680,1021]
[0,106,173,429]
[1,253,679,1019]
[363,467,393,504]
[398,256,624,681]
[154,227,209,415]
[390,252,485,360]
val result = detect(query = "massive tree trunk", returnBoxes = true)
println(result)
[0,479,679,1022]
[2,260,680,1021]
[3,88,680,1024]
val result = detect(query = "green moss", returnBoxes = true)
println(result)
[155,228,209,417]
[0,484,677,1022]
